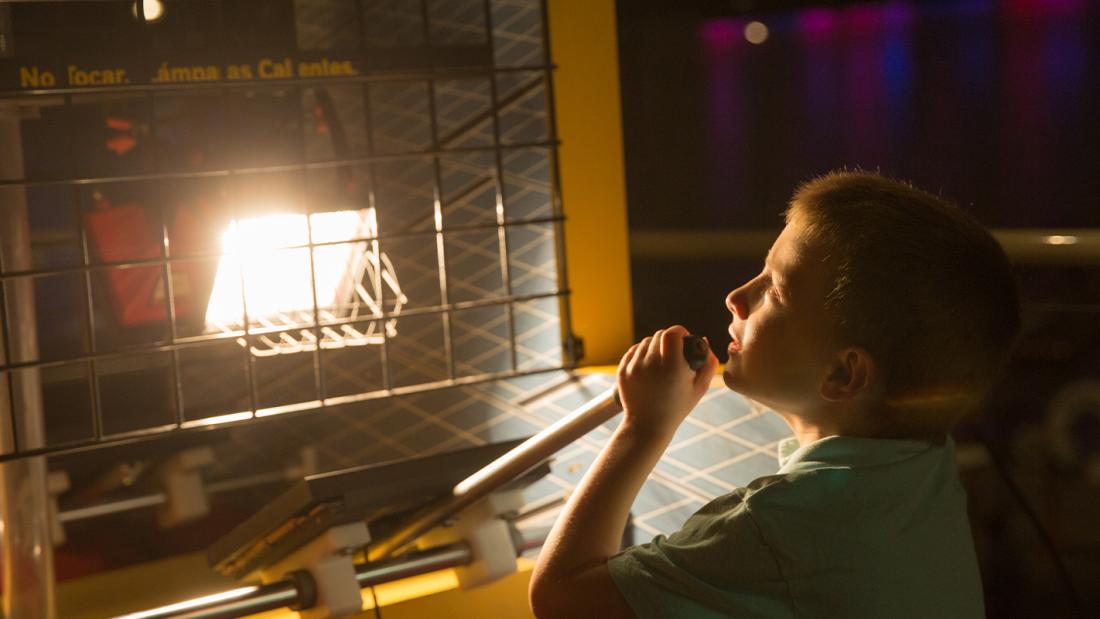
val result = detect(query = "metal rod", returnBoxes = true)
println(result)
[0,364,567,463]
[355,542,471,588]
[483,0,521,376]
[118,543,474,619]
[366,386,621,560]
[357,342,698,564]
[116,583,295,619]
[0,140,561,191]
[361,63,393,395]
[0,102,56,618]
[0,288,567,374]
[428,84,458,384]
[0,214,564,282]
[537,0,577,369]
[59,470,287,524]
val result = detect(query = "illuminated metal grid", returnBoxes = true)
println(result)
[0,0,571,461]
[511,373,794,541]
[205,371,793,542]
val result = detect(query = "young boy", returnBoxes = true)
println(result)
[529,170,1020,618]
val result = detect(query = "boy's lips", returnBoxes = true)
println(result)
[728,335,741,353]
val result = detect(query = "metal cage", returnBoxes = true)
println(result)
[0,0,574,463]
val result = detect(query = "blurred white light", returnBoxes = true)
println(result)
[182,411,253,428]
[1045,235,1078,245]
[132,0,165,22]
[117,586,258,619]
[204,210,372,327]
[744,21,769,44]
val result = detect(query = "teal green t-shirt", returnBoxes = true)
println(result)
[607,436,984,618]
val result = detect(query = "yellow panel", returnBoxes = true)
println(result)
[59,552,537,619]
[547,0,634,365]
[56,552,245,619]
[351,558,537,619]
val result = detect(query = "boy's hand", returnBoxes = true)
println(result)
[616,325,719,439]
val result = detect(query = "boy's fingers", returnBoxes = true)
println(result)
[645,329,664,362]
[618,343,640,376]
[630,337,653,372]
[693,346,720,390]
[658,325,687,364]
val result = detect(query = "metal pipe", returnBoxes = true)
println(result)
[355,543,472,588]
[366,386,622,561]
[117,543,474,619]
[365,336,708,561]
[0,102,56,618]
[58,470,287,524]
[115,583,294,619]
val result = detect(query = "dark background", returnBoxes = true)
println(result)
[617,1,1100,616]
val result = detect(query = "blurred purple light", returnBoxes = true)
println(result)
[700,19,742,55]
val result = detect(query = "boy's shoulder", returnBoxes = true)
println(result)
[734,436,963,522]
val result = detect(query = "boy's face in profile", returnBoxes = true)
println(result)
[723,219,838,416]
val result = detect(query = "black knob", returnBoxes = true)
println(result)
[682,334,709,370]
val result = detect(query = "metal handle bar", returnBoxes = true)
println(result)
[121,336,708,618]
[366,334,709,561]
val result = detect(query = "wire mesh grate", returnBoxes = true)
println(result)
[0,0,571,461]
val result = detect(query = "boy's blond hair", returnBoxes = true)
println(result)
[787,170,1021,439]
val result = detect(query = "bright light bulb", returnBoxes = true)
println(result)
[132,0,165,23]
[204,210,373,328]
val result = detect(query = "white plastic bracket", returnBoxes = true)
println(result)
[416,488,525,589]
[285,445,320,480]
[258,521,371,619]
[46,470,70,546]
[156,446,215,528]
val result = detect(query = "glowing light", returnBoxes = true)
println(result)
[132,0,165,22]
[1045,235,1078,245]
[256,399,325,418]
[204,207,405,357]
[181,411,253,428]
[744,21,769,45]
[116,586,259,619]
[204,210,372,326]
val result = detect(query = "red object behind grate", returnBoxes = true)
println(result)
[84,194,215,327]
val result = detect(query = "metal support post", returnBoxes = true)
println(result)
[0,102,56,619]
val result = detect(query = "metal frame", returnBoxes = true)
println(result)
[0,0,575,462]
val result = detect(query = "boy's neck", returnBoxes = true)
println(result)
[780,406,879,445]
[784,415,832,445]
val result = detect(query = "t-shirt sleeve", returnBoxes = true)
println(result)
[607,492,793,619]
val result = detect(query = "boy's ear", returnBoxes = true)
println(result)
[820,347,876,402]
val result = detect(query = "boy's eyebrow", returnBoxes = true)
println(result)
[764,252,789,294]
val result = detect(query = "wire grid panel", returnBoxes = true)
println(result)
[205,368,794,526]
[214,368,795,542]
[0,0,570,460]
[511,373,796,542]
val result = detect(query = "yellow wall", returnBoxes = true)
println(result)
[548,0,634,365]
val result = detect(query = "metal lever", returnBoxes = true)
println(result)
[366,334,710,561]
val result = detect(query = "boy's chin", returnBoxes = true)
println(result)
[722,362,764,403]
[721,364,746,392]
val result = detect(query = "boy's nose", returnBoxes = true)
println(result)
[726,287,748,320]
